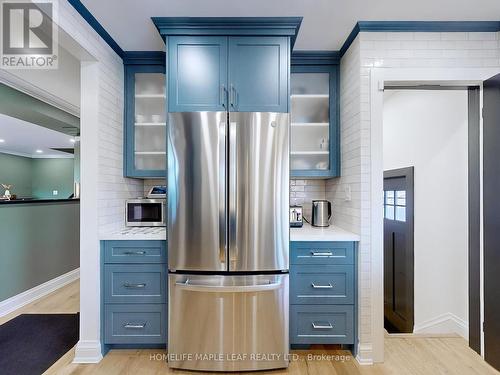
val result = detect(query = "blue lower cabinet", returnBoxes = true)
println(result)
[104,304,166,344]
[104,264,166,304]
[290,241,357,348]
[290,265,354,305]
[290,305,354,345]
[101,240,167,349]
[104,240,166,264]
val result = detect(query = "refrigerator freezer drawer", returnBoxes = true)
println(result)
[168,274,289,371]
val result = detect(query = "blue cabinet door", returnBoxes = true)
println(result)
[124,64,166,178]
[228,37,289,113]
[168,36,228,112]
[290,64,339,178]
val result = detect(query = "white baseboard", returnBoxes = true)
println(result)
[414,312,468,339]
[356,343,374,365]
[0,268,80,318]
[73,340,103,363]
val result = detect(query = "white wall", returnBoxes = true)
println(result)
[383,89,469,338]
[331,30,500,363]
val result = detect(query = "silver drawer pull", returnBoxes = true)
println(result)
[123,283,146,288]
[123,251,146,255]
[312,322,333,329]
[311,282,333,289]
[311,251,333,257]
[123,322,146,329]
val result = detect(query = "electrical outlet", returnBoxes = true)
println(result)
[52,190,58,196]
[344,185,352,202]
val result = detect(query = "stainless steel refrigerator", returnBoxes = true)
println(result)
[167,111,289,372]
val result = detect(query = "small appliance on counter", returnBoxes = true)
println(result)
[311,200,332,227]
[290,205,303,227]
[147,185,166,198]
[126,198,165,227]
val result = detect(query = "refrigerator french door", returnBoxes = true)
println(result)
[167,111,289,371]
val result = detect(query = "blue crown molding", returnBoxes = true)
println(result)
[291,51,340,65]
[122,51,166,65]
[340,21,500,56]
[151,17,303,48]
[67,0,124,58]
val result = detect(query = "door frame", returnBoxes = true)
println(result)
[369,67,500,362]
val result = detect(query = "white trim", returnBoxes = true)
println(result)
[413,313,468,339]
[0,268,80,318]
[0,69,80,117]
[0,149,74,159]
[356,343,374,365]
[370,67,500,361]
[73,340,103,364]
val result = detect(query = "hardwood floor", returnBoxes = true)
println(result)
[2,281,497,374]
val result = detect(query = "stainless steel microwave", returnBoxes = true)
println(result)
[126,199,166,227]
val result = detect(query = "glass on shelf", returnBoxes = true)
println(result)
[291,73,329,95]
[291,153,329,171]
[135,73,165,96]
[134,72,166,170]
[135,154,166,170]
[290,72,330,172]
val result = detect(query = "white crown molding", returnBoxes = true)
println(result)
[0,69,80,117]
[73,340,103,364]
[0,268,80,318]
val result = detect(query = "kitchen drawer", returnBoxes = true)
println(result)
[104,304,166,344]
[291,241,354,265]
[290,265,354,305]
[104,240,166,264]
[104,264,166,304]
[290,305,354,345]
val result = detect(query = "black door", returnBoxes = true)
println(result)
[483,73,500,370]
[384,167,414,333]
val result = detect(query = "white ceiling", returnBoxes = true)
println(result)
[81,0,500,51]
[0,114,75,158]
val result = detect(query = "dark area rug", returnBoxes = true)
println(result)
[0,313,79,375]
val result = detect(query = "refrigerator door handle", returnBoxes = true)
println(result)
[219,121,227,265]
[175,279,282,293]
[229,121,237,264]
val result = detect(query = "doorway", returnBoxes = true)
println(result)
[383,167,414,333]
[382,88,473,339]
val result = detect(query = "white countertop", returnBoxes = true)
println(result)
[99,226,166,241]
[290,223,360,242]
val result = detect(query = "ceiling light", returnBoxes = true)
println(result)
[70,138,76,143]
[0,139,4,143]
[36,149,43,153]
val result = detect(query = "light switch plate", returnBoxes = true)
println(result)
[344,185,352,201]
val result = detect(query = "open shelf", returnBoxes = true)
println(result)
[291,94,329,99]
[135,94,166,99]
[135,151,166,155]
[291,122,329,127]
[135,122,166,127]
[290,151,329,155]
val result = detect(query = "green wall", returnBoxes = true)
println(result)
[32,158,74,199]
[0,153,32,197]
[0,153,74,199]
[0,201,80,301]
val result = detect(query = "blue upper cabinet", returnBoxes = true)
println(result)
[228,37,288,113]
[124,53,167,178]
[154,18,303,114]
[290,52,340,179]
[168,35,289,113]
[168,36,228,112]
